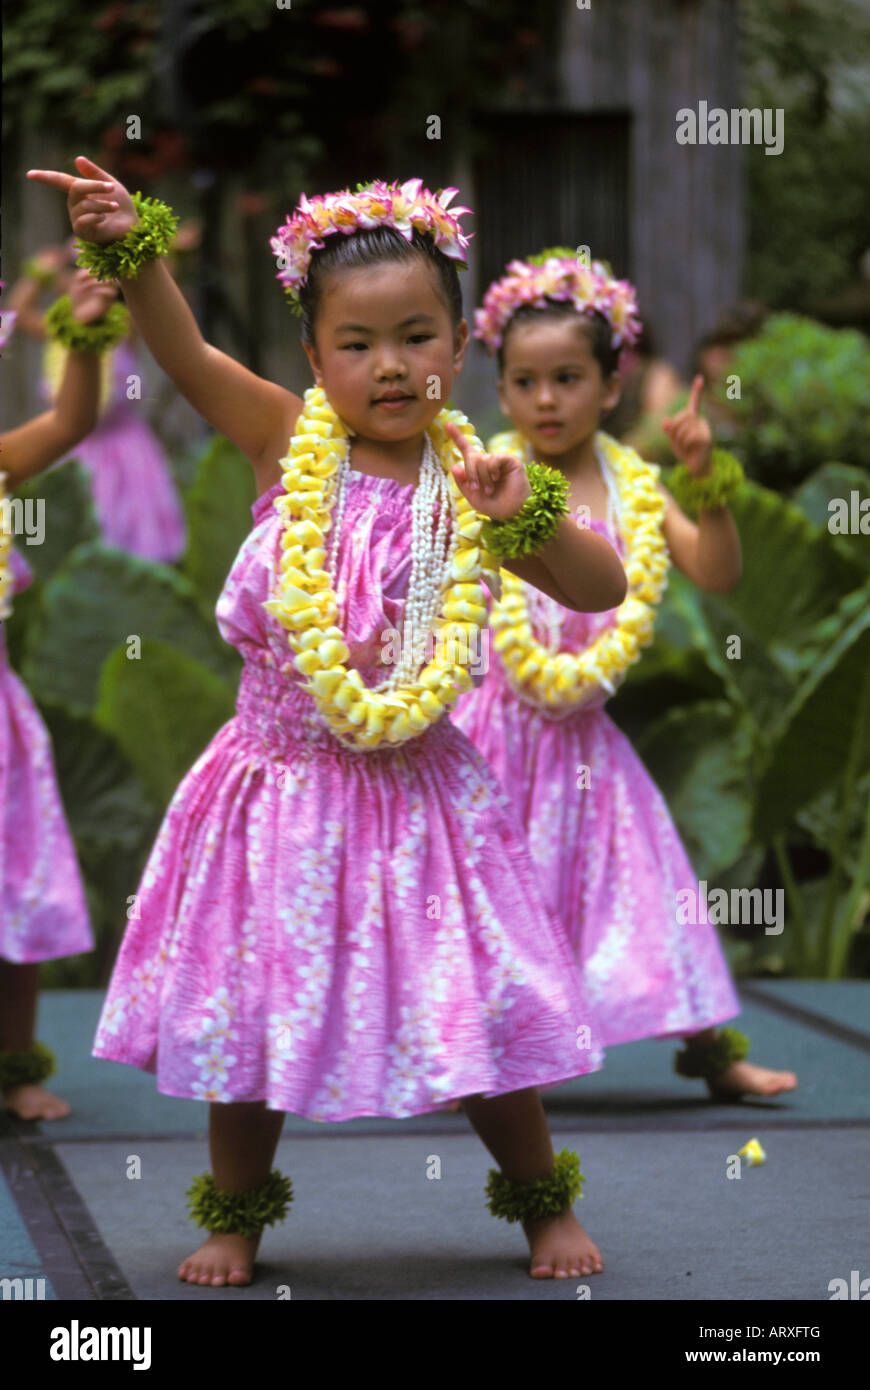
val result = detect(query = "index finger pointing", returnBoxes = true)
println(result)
[27,169,77,192]
[688,374,705,414]
[444,421,473,465]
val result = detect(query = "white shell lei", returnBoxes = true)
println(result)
[487,430,671,712]
[263,386,499,751]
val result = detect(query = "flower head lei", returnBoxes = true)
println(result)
[269,179,473,312]
[473,247,641,355]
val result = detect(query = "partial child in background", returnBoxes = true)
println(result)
[1,269,125,1119]
[6,240,188,561]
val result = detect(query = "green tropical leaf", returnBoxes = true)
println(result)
[634,701,753,879]
[793,462,870,573]
[38,700,159,848]
[696,481,864,729]
[753,592,870,839]
[179,434,257,613]
[94,639,237,806]
[21,542,240,715]
[10,460,100,582]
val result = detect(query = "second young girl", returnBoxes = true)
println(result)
[453,249,797,1100]
[28,159,628,1287]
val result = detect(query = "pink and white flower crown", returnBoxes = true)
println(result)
[473,249,642,354]
[270,179,473,311]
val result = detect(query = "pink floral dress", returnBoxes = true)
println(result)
[93,468,605,1119]
[0,549,93,963]
[46,340,186,563]
[453,489,739,1046]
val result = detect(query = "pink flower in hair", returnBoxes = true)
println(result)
[474,250,641,354]
[270,179,473,311]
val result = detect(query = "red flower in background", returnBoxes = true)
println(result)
[313,8,369,30]
[391,17,428,50]
[100,127,191,179]
[237,192,269,217]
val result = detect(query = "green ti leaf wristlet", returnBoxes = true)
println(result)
[74,193,179,283]
[480,461,570,559]
[667,449,745,515]
[44,294,130,352]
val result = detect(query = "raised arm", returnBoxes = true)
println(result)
[0,270,117,483]
[3,245,70,340]
[659,375,742,592]
[27,156,302,476]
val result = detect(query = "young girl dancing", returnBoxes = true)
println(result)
[6,243,186,562]
[453,249,797,1100]
[1,268,124,1119]
[28,158,627,1287]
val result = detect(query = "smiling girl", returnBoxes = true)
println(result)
[26,162,628,1288]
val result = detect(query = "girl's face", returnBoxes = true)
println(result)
[498,317,621,459]
[303,258,468,444]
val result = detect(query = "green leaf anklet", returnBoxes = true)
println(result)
[44,295,130,353]
[667,449,745,515]
[186,1170,294,1238]
[485,1149,584,1223]
[480,461,570,559]
[0,1041,56,1090]
[75,192,179,283]
[674,1026,749,1081]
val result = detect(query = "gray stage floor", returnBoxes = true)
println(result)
[1,985,868,1301]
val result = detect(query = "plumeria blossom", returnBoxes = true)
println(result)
[270,179,473,307]
[474,253,641,354]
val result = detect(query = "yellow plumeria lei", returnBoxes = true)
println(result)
[263,386,500,751]
[0,470,13,621]
[43,339,114,419]
[487,430,670,711]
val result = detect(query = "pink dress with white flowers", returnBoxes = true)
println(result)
[93,468,604,1119]
[0,549,93,963]
[46,340,186,563]
[452,504,739,1047]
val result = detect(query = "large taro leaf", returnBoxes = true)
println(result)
[21,542,241,715]
[634,701,753,880]
[94,638,237,807]
[35,702,161,990]
[9,459,100,582]
[696,481,864,731]
[793,462,870,574]
[613,572,728,739]
[39,701,159,848]
[179,434,256,613]
[753,591,870,840]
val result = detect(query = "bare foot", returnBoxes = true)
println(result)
[3,1083,71,1120]
[177,1232,260,1287]
[522,1208,603,1279]
[708,1060,797,1099]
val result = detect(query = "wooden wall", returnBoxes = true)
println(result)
[459,0,744,421]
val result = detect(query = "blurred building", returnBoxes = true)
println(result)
[460,0,743,418]
[3,0,743,436]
